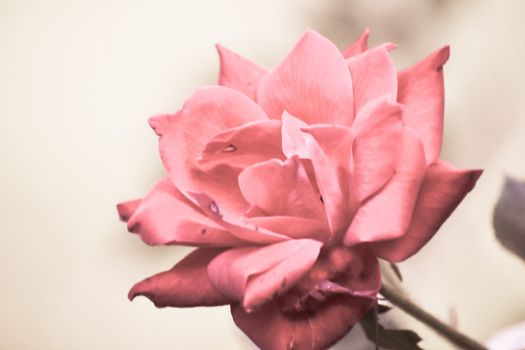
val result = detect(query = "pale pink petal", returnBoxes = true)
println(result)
[246,216,331,241]
[344,129,427,246]
[258,30,354,125]
[342,28,369,58]
[398,46,450,164]
[232,296,375,350]
[207,239,323,311]
[129,248,231,307]
[351,96,403,203]
[197,120,284,170]
[126,178,243,246]
[238,156,326,220]
[372,161,482,262]
[116,199,141,222]
[156,86,268,215]
[188,191,291,245]
[347,43,398,114]
[282,114,351,235]
[216,44,268,100]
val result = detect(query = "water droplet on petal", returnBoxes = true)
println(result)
[221,144,237,153]
[210,201,221,215]
[200,228,207,235]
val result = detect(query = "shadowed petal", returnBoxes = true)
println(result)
[129,248,231,307]
[398,46,450,164]
[216,44,268,100]
[371,161,482,262]
[347,43,398,113]
[207,239,322,311]
[351,96,403,203]
[156,86,268,215]
[344,129,427,246]
[126,178,244,246]
[198,120,284,170]
[258,30,354,125]
[342,28,369,58]
[232,295,375,350]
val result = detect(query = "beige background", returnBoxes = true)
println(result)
[1,0,524,349]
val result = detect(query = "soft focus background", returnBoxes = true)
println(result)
[1,0,525,349]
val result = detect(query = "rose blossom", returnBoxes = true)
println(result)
[117,29,481,349]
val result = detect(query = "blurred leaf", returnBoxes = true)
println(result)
[493,176,525,261]
[389,262,403,282]
[360,310,424,350]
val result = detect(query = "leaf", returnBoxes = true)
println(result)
[360,309,424,350]
[493,176,525,261]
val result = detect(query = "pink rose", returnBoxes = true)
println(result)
[117,29,481,349]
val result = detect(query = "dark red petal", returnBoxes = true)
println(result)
[128,248,231,307]
[231,295,375,350]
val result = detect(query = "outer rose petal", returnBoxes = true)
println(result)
[351,96,403,203]
[232,296,374,350]
[371,161,482,262]
[347,43,398,113]
[342,28,369,58]
[126,178,243,246]
[116,199,141,222]
[155,86,268,215]
[238,156,326,220]
[398,46,450,164]
[207,239,323,311]
[258,30,355,125]
[129,248,231,307]
[344,129,427,246]
[198,120,284,170]
[216,44,268,100]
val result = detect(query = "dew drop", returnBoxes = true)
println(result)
[200,228,207,235]
[221,144,237,153]
[210,201,221,215]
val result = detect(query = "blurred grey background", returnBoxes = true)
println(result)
[1,0,524,349]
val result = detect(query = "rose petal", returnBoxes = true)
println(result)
[344,129,427,246]
[231,295,375,350]
[351,96,403,203]
[197,119,283,170]
[188,191,291,245]
[129,248,231,307]
[246,216,331,241]
[116,199,141,222]
[282,114,351,236]
[207,239,323,311]
[126,178,243,246]
[371,161,482,262]
[216,44,268,100]
[156,86,268,215]
[342,28,370,58]
[238,156,326,220]
[398,46,450,164]
[347,43,398,113]
[258,30,354,125]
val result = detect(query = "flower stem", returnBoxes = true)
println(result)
[380,283,488,350]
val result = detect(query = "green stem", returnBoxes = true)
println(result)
[380,283,488,350]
